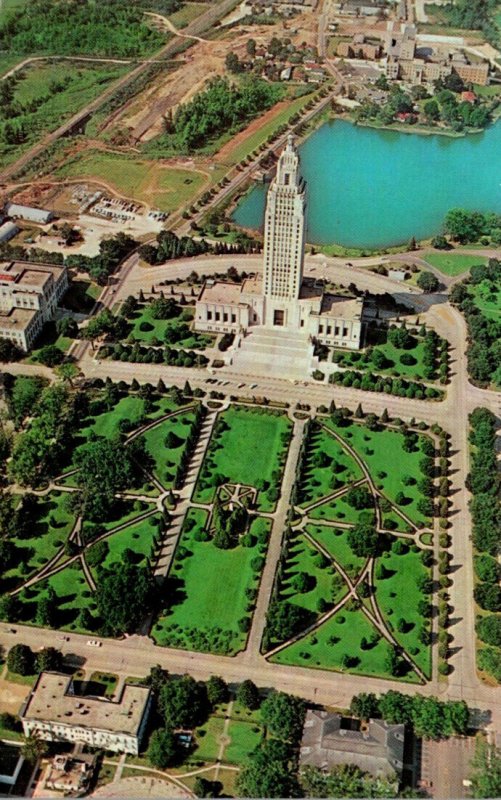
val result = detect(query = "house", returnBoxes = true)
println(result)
[20,673,152,755]
[300,711,405,781]
[461,90,477,103]
[0,221,19,243]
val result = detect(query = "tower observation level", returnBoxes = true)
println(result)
[263,135,306,327]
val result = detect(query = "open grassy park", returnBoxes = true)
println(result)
[54,151,208,212]
[424,252,487,276]
[128,303,214,350]
[193,405,293,512]
[152,509,272,654]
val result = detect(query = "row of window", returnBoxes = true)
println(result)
[206,311,237,323]
[318,324,350,337]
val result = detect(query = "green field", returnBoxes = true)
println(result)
[374,543,432,677]
[152,510,271,654]
[28,563,95,632]
[55,151,208,212]
[324,419,432,527]
[129,304,213,349]
[271,606,419,681]
[0,63,130,170]
[194,406,292,512]
[140,409,197,488]
[224,719,263,764]
[300,425,362,506]
[5,492,74,586]
[169,2,208,28]
[90,514,161,574]
[305,524,366,576]
[309,493,372,525]
[332,335,441,383]
[424,252,487,276]
[279,533,348,616]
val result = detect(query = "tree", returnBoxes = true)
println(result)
[476,615,501,647]
[36,647,63,673]
[74,437,142,521]
[194,777,222,798]
[346,486,373,510]
[160,675,208,729]
[350,692,379,720]
[347,522,379,557]
[444,208,486,244]
[206,676,228,707]
[56,315,78,338]
[417,271,439,292]
[300,763,398,798]
[34,344,64,367]
[95,562,154,636]
[260,690,305,742]
[424,99,440,121]
[236,679,260,710]
[470,736,501,798]
[7,644,34,676]
[237,739,300,798]
[147,727,178,768]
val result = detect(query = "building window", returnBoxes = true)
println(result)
[223,313,228,322]
[207,311,212,320]
[231,314,236,323]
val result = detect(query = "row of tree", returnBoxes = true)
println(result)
[329,368,443,400]
[449,259,501,387]
[350,690,469,739]
[467,407,501,684]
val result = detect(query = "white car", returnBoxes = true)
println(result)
[86,640,102,647]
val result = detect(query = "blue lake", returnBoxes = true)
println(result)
[232,119,501,249]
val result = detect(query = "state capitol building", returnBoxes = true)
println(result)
[195,136,363,351]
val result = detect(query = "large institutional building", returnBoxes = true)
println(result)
[0,260,68,350]
[195,136,363,350]
[21,672,152,755]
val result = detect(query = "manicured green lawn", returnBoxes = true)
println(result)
[300,425,362,506]
[82,499,156,539]
[194,406,292,512]
[424,252,487,276]
[78,394,181,443]
[309,493,372,525]
[55,151,208,212]
[225,720,263,764]
[140,408,197,488]
[280,533,348,616]
[129,304,213,349]
[332,337,438,382]
[271,607,419,681]
[305,524,366,577]
[152,509,271,654]
[193,717,225,762]
[89,514,161,575]
[19,563,95,632]
[7,492,74,583]
[374,543,432,677]
[380,507,413,533]
[325,419,432,527]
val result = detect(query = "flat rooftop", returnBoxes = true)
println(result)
[319,293,363,320]
[22,673,150,737]
[0,307,36,331]
[0,260,65,287]
[198,280,246,306]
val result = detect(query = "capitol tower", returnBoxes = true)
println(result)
[263,135,306,329]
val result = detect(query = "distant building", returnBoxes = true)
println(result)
[300,711,405,780]
[333,0,387,16]
[338,35,382,60]
[43,753,96,795]
[196,137,363,350]
[0,260,69,350]
[5,202,54,225]
[21,673,152,755]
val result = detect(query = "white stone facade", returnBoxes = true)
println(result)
[0,260,69,350]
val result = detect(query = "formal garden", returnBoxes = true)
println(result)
[0,377,203,635]
[263,410,438,683]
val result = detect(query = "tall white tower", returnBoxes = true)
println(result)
[263,135,306,328]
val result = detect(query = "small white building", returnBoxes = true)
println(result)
[0,260,69,350]
[21,673,152,756]
[5,202,54,225]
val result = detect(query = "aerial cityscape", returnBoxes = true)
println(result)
[0,0,499,797]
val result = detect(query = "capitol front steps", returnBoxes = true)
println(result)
[228,328,314,379]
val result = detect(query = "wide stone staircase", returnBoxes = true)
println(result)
[229,328,314,379]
